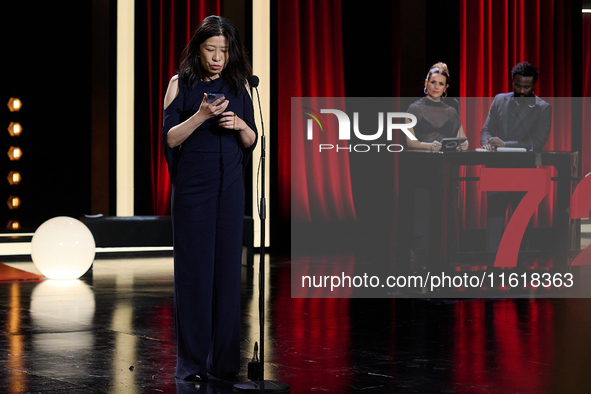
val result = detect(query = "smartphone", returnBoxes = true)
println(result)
[206,93,225,104]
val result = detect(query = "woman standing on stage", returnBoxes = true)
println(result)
[404,62,468,271]
[161,15,257,382]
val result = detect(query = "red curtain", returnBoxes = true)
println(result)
[146,0,221,216]
[460,0,571,98]
[459,0,573,229]
[277,0,356,222]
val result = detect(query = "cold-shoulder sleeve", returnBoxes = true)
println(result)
[241,86,258,167]
[161,76,185,180]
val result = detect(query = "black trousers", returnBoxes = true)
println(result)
[172,174,244,379]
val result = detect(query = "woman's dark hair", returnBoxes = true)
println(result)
[179,15,251,96]
[511,61,539,83]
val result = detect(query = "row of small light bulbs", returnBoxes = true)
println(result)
[7,97,23,230]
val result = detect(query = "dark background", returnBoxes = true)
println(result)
[1,1,94,230]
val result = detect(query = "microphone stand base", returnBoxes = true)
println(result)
[233,380,290,393]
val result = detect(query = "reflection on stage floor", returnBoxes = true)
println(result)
[0,253,590,393]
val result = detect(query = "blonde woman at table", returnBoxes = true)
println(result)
[404,63,468,273]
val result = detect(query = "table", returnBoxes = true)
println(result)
[396,150,579,270]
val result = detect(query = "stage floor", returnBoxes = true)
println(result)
[0,253,590,393]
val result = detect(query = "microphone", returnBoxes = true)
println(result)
[249,75,264,137]
[249,75,266,219]
[241,74,291,391]
[249,75,264,136]
[248,75,260,88]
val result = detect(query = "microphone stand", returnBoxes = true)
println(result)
[234,77,289,393]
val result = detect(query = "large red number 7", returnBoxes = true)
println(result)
[480,168,552,268]
[570,174,591,266]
